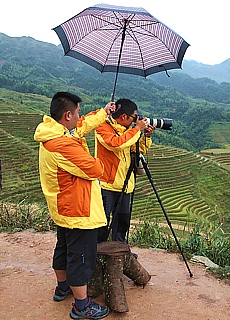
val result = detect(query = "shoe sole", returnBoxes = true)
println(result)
[70,308,109,319]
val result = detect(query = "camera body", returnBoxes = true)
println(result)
[136,114,172,131]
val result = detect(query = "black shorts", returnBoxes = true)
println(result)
[52,226,98,286]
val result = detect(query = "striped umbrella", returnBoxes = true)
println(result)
[53,4,189,100]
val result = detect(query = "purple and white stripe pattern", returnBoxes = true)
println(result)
[53,4,189,77]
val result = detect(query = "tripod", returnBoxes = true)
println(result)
[106,141,193,277]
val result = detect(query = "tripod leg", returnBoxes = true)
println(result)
[140,156,193,277]
[105,158,135,241]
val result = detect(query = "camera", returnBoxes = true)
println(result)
[135,114,172,131]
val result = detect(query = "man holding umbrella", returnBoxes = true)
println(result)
[34,92,115,319]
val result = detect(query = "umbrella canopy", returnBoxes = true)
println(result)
[53,3,189,98]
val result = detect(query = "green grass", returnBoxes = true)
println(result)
[0,201,55,232]
[129,218,230,282]
[131,145,230,232]
[0,88,50,114]
[209,122,230,149]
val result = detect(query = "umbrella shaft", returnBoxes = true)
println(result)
[112,19,128,101]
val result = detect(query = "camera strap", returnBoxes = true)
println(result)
[106,118,121,136]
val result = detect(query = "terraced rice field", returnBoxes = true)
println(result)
[0,113,44,204]
[0,113,229,228]
[131,145,219,224]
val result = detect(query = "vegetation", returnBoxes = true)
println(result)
[0,33,230,152]
[0,201,55,232]
[153,71,230,103]
[129,218,230,282]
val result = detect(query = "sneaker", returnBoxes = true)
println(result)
[53,286,72,302]
[70,298,109,319]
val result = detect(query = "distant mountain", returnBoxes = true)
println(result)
[0,32,230,152]
[172,59,230,84]
[151,72,230,104]
[0,32,229,84]
[151,59,230,101]
[1,32,230,104]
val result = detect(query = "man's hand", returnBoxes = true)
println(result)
[144,125,156,136]
[104,102,116,115]
[135,117,149,131]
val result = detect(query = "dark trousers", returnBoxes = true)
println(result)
[98,189,131,242]
[52,226,98,286]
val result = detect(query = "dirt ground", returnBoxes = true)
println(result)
[0,230,229,320]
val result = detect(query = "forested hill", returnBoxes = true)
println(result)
[172,59,230,84]
[0,32,230,152]
[151,71,230,104]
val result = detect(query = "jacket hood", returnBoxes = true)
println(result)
[34,115,69,143]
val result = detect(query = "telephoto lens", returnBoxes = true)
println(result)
[137,115,172,130]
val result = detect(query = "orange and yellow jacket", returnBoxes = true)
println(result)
[34,109,108,229]
[95,117,152,193]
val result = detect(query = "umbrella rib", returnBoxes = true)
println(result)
[70,14,123,71]
[102,31,122,72]
[90,12,132,30]
[89,12,136,73]
[86,13,166,73]
[127,21,178,66]
[126,27,147,76]
[90,13,172,75]
[137,21,177,54]
[89,14,124,72]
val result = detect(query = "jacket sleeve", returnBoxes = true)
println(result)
[76,109,107,137]
[96,123,141,151]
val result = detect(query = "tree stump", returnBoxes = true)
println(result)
[88,241,151,313]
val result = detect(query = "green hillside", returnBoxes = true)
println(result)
[1,99,229,232]
[1,34,230,152]
[0,88,50,114]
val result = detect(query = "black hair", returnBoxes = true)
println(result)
[50,92,82,121]
[112,98,137,119]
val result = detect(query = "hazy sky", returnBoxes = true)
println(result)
[1,0,229,65]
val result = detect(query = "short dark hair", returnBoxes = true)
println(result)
[50,92,82,121]
[112,98,137,119]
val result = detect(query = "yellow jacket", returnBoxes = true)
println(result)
[95,117,152,193]
[34,109,108,229]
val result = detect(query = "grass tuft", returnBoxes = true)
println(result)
[129,217,230,281]
[0,200,55,232]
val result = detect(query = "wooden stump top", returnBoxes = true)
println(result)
[97,241,130,256]
[89,241,151,313]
